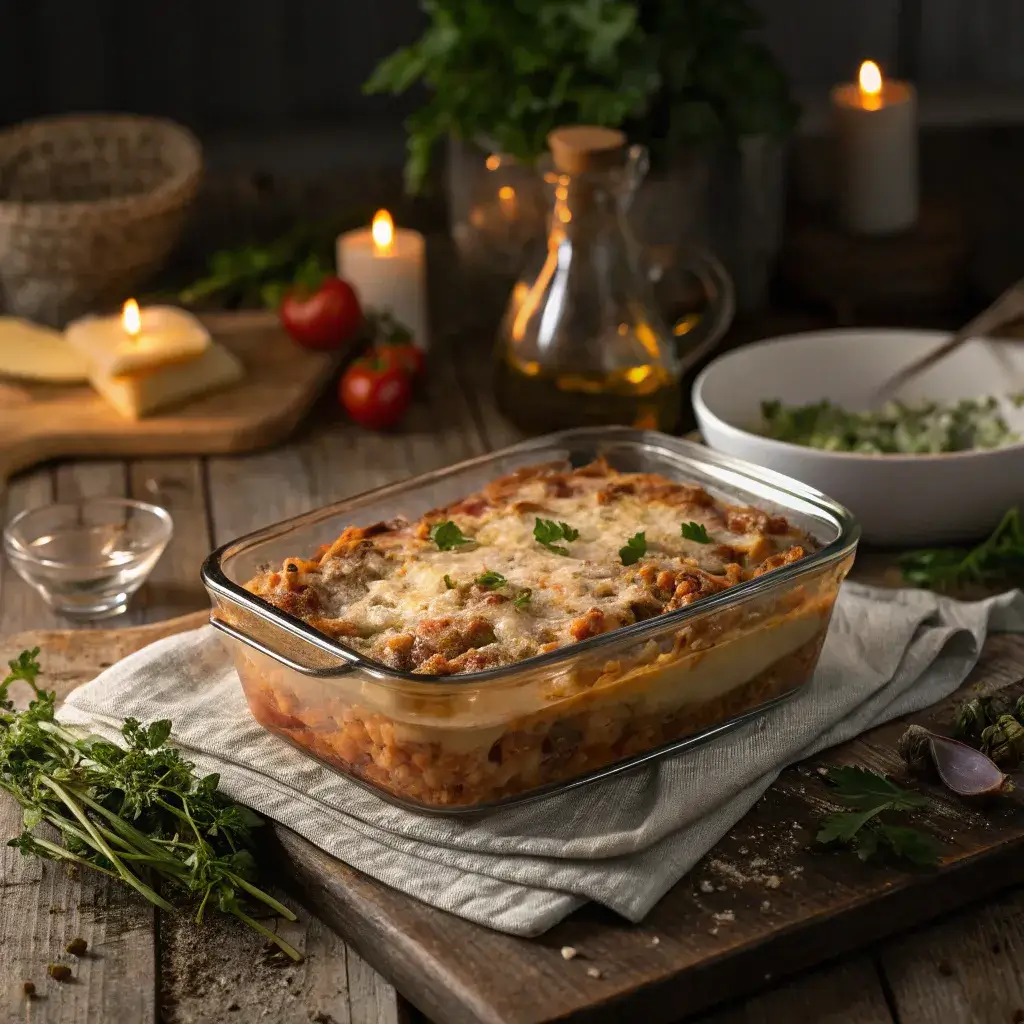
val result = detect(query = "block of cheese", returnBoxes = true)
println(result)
[0,317,90,382]
[88,342,244,419]
[67,305,211,378]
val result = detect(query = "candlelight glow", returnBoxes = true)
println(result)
[122,298,141,337]
[498,185,515,202]
[859,60,883,109]
[371,209,394,251]
[485,154,501,171]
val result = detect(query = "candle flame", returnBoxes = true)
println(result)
[485,154,501,171]
[859,60,882,98]
[498,185,515,202]
[122,298,141,337]
[372,209,394,251]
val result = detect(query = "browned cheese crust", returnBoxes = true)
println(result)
[243,458,815,676]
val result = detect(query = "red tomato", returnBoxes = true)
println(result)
[339,357,412,430]
[280,278,363,350]
[375,341,425,380]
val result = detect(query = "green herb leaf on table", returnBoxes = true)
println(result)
[0,650,301,960]
[475,571,507,589]
[899,507,1024,590]
[619,531,647,566]
[815,766,939,867]
[534,519,579,556]
[430,521,473,551]
[681,521,711,543]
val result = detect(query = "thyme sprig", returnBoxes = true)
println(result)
[0,650,300,961]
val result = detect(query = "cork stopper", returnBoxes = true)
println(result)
[547,126,626,175]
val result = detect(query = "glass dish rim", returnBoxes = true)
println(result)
[201,426,860,685]
[3,496,174,571]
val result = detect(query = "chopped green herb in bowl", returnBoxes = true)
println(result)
[759,396,1021,455]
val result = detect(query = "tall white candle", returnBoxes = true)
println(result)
[832,61,918,235]
[336,211,428,350]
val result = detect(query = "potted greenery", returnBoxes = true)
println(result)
[366,0,798,307]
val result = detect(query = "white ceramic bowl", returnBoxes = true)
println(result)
[692,329,1024,545]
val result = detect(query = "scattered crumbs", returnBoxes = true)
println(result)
[749,857,768,869]
[708,927,720,936]
[586,967,602,979]
[699,880,715,894]
[765,875,781,890]
[23,981,35,998]
[789,866,804,878]
[798,786,806,794]
[760,901,771,912]
[791,822,800,829]
[227,1004,240,1013]
[764,972,773,982]
[560,946,578,961]
[712,910,736,925]
[938,960,954,977]
[738,846,749,855]
[715,885,726,892]
[48,964,72,983]
[650,936,660,947]
[65,937,88,957]
[817,766,828,776]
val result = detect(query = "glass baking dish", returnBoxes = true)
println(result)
[201,427,859,813]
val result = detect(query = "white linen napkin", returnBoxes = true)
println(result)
[58,583,1024,937]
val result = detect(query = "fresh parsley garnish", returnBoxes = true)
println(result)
[513,588,532,610]
[475,571,507,589]
[0,648,301,960]
[619,531,647,566]
[429,520,472,551]
[533,518,579,556]
[680,521,711,544]
[899,507,1024,589]
[815,766,940,866]
[443,573,456,590]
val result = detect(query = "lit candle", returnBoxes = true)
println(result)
[831,60,918,235]
[336,210,428,350]
[66,300,211,377]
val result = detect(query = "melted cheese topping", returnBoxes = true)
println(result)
[244,459,814,677]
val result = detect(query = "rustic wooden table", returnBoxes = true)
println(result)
[2,337,1023,1024]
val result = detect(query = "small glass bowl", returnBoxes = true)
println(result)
[3,498,173,620]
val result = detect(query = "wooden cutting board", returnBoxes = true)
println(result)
[0,311,341,479]
[5,615,1024,1024]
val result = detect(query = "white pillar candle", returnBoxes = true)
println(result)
[832,61,918,235]
[336,211,428,350]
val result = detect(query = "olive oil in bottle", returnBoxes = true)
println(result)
[491,125,727,436]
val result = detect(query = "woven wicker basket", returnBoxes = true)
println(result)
[0,114,202,326]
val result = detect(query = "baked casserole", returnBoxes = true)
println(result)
[230,457,848,808]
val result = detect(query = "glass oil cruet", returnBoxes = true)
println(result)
[494,125,734,434]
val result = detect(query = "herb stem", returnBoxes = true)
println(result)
[227,872,298,922]
[228,906,302,962]
[39,776,174,912]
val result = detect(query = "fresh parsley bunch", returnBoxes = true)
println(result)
[0,650,300,960]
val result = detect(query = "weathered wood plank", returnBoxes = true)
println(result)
[879,889,1024,1024]
[695,956,894,1024]
[0,520,159,1024]
[127,458,212,623]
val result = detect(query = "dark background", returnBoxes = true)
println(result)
[4,0,1024,176]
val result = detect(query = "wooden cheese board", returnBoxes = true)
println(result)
[5,610,1024,1024]
[0,311,341,480]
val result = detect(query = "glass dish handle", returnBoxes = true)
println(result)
[210,615,356,677]
[648,244,736,373]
